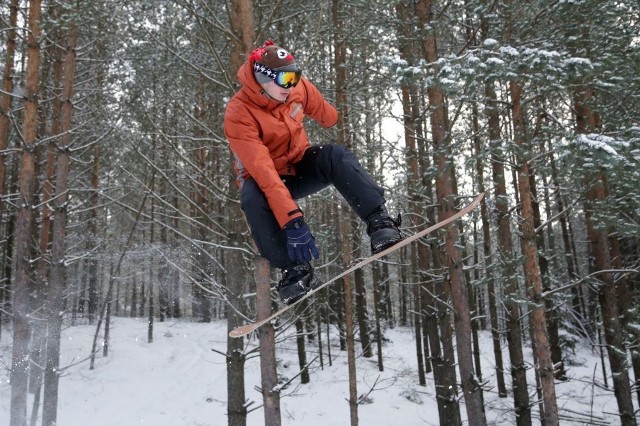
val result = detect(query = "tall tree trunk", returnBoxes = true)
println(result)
[256,258,281,426]
[417,0,485,423]
[610,229,640,408]
[0,0,18,237]
[485,80,532,424]
[41,15,78,426]
[226,2,254,425]
[509,79,559,425]
[339,215,359,426]
[547,138,584,333]
[332,1,358,422]
[295,310,310,384]
[351,241,378,358]
[528,159,566,380]
[583,178,636,425]
[371,262,385,371]
[0,3,19,283]
[87,142,101,318]
[574,85,636,425]
[30,5,63,417]
[395,0,427,389]
[10,2,42,425]
[472,102,507,397]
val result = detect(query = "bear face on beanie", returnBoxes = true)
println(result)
[250,40,299,84]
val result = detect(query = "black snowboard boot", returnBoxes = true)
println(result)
[367,207,403,254]
[277,262,319,305]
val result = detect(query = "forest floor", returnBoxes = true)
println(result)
[0,316,631,425]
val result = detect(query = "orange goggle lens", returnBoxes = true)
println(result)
[274,70,301,88]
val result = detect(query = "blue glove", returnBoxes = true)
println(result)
[284,218,319,262]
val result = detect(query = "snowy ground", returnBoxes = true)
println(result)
[0,317,630,425]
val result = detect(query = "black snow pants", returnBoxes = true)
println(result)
[240,143,386,268]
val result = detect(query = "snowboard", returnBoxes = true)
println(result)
[229,192,485,338]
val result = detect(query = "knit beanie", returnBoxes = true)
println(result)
[250,40,299,84]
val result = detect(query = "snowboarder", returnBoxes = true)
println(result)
[224,40,402,305]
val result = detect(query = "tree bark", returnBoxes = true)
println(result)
[547,138,584,333]
[225,214,246,426]
[332,0,358,423]
[295,313,310,384]
[417,0,486,423]
[472,101,507,397]
[485,69,532,426]
[610,229,640,408]
[340,216,359,426]
[354,232,372,358]
[583,178,636,425]
[574,85,636,425]
[0,0,18,226]
[371,262,385,371]
[226,2,254,425]
[394,0,427,388]
[528,162,566,380]
[10,2,42,425]
[509,79,559,425]
[41,16,78,426]
[256,257,281,426]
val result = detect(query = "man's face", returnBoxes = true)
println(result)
[260,80,291,102]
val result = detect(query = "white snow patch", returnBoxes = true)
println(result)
[0,317,631,425]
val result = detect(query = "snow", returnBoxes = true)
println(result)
[483,38,499,48]
[485,57,505,66]
[576,134,626,158]
[498,46,520,57]
[0,318,631,425]
[561,57,593,67]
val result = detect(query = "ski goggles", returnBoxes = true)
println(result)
[254,63,302,88]
[274,70,302,88]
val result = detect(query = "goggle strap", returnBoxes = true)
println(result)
[254,62,277,79]
[253,62,301,88]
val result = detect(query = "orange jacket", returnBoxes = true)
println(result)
[225,61,338,228]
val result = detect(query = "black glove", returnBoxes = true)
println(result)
[284,217,319,262]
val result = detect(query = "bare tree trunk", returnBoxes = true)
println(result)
[395,0,427,388]
[0,0,18,232]
[371,262,384,372]
[354,253,372,358]
[41,16,78,426]
[256,258,281,425]
[332,0,358,423]
[10,2,42,425]
[295,313,310,384]
[528,161,566,381]
[584,178,636,425]
[340,215,359,426]
[225,139,248,424]
[417,0,486,423]
[509,79,559,425]
[473,101,507,397]
[30,5,63,418]
[547,138,584,333]
[226,2,254,425]
[610,230,640,408]
[485,77,532,425]
[572,76,636,424]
